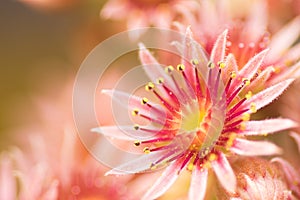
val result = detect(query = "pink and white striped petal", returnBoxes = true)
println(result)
[231,138,282,156]
[267,16,300,62]
[210,29,228,64]
[211,153,236,194]
[241,79,294,111]
[229,49,269,94]
[142,159,183,200]
[242,118,298,136]
[91,126,136,140]
[105,151,167,175]
[247,66,274,92]
[188,167,208,200]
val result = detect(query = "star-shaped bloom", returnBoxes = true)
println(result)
[94,29,297,199]
[175,0,300,89]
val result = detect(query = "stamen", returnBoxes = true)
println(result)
[143,147,151,154]
[141,97,149,105]
[217,61,226,69]
[133,124,139,130]
[131,108,139,116]
[165,65,174,74]
[250,102,257,113]
[134,140,141,146]
[177,64,185,71]
[156,77,164,84]
[191,59,199,65]
[145,82,155,91]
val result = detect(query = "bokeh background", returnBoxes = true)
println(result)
[0,0,124,150]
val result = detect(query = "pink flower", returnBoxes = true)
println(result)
[220,157,292,199]
[94,29,297,199]
[176,0,300,88]
[272,132,300,199]
[100,0,198,39]
[0,154,16,200]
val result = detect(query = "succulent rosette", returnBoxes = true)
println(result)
[93,28,297,199]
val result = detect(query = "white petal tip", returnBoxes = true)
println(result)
[138,42,146,50]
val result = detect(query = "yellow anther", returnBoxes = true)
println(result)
[242,78,250,86]
[226,133,236,149]
[133,124,139,130]
[203,161,211,169]
[156,77,164,84]
[177,64,185,71]
[230,71,236,78]
[187,163,194,171]
[143,147,151,154]
[218,61,226,69]
[134,140,141,146]
[191,59,199,65]
[165,65,174,74]
[242,113,250,121]
[131,108,139,116]
[274,67,281,74]
[240,122,246,130]
[208,153,217,161]
[245,91,253,100]
[150,163,157,170]
[145,82,155,91]
[207,62,215,69]
[141,97,148,105]
[250,102,257,113]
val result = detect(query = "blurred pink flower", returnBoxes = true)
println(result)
[0,154,16,200]
[176,0,300,88]
[94,29,297,199]
[221,158,292,199]
[100,0,198,39]
[4,79,134,200]
[272,132,300,199]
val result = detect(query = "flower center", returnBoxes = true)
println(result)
[181,109,205,132]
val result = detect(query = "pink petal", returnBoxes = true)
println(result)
[138,43,179,95]
[0,154,16,200]
[269,61,300,85]
[242,118,298,136]
[142,159,183,200]
[271,157,300,197]
[290,132,300,153]
[105,151,166,175]
[91,126,135,140]
[231,138,282,156]
[267,16,300,62]
[222,53,238,82]
[100,0,128,20]
[210,29,228,64]
[41,180,58,200]
[127,11,148,40]
[189,167,208,200]
[211,153,236,194]
[247,66,274,92]
[241,79,294,111]
[242,0,267,42]
[229,49,269,94]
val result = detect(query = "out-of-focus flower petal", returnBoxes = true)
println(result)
[267,16,300,62]
[231,138,282,156]
[290,132,300,154]
[91,126,135,140]
[0,154,16,200]
[212,153,236,194]
[142,159,183,200]
[100,0,128,20]
[243,118,298,136]
[188,167,208,200]
[272,157,300,197]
